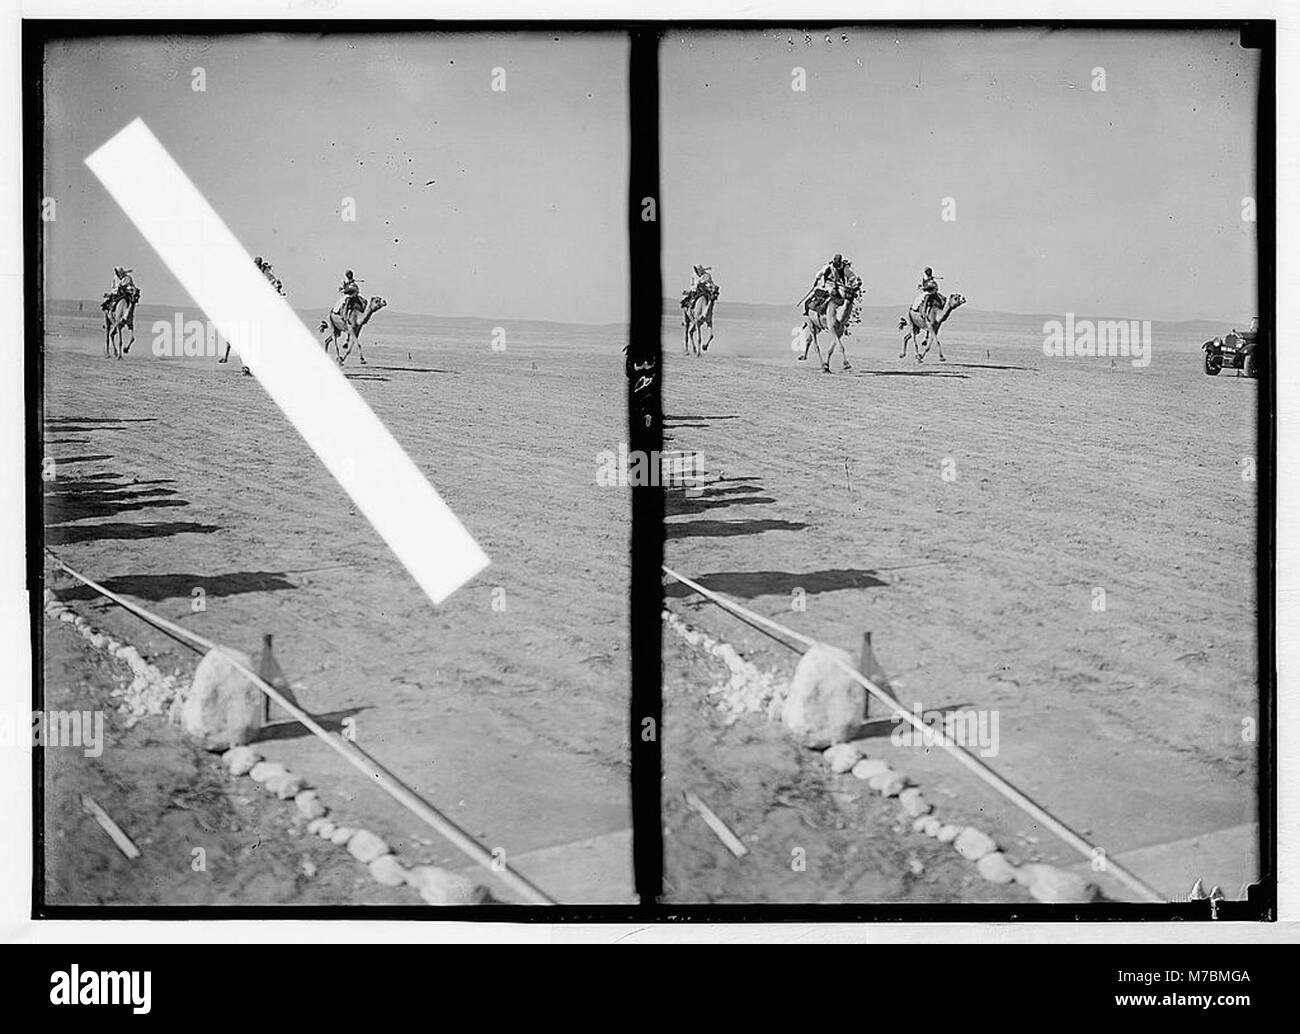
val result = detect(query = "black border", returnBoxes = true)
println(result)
[24,17,1276,924]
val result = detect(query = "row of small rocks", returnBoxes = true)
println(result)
[44,588,184,723]
[822,740,1100,903]
[222,745,491,905]
[663,610,788,721]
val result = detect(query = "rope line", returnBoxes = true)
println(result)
[45,549,557,906]
[662,563,1164,903]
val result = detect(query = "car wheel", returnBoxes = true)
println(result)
[1204,349,1221,376]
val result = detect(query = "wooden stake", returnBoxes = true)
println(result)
[81,795,140,859]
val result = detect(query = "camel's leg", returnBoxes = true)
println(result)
[934,331,946,363]
[824,330,843,372]
[338,323,357,365]
[682,317,690,354]
[701,321,713,352]
[809,330,827,372]
[355,335,366,364]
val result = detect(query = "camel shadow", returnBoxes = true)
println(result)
[665,489,775,517]
[45,521,220,545]
[56,570,297,604]
[44,466,208,544]
[942,361,1036,372]
[48,454,114,465]
[664,413,740,430]
[864,368,969,379]
[664,567,887,600]
[45,416,159,429]
[665,518,808,540]
[364,365,457,375]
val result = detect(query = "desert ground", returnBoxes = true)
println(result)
[661,303,1260,904]
[41,302,632,906]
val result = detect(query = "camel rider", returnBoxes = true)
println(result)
[332,269,364,316]
[103,266,137,310]
[912,267,942,316]
[691,264,715,296]
[807,253,852,322]
[254,256,285,297]
[684,263,716,310]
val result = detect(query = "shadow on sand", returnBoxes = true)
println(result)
[56,570,298,604]
[664,567,887,600]
[665,518,809,540]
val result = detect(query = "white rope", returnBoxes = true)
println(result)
[663,564,1164,903]
[46,550,556,906]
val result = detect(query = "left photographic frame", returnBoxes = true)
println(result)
[29,24,635,912]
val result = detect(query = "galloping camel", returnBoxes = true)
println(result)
[320,295,387,365]
[103,293,138,360]
[682,287,718,356]
[797,284,859,373]
[899,292,966,363]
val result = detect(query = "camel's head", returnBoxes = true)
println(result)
[949,293,966,310]
[367,296,388,313]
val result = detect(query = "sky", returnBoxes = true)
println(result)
[662,28,1261,323]
[43,33,629,323]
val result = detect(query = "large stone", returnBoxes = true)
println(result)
[179,647,263,752]
[782,645,865,749]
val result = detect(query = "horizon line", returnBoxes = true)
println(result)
[47,296,1248,330]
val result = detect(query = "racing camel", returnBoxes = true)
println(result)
[320,295,388,365]
[797,276,860,373]
[899,292,966,363]
[682,282,719,356]
[103,289,139,360]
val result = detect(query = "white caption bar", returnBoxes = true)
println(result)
[85,119,489,605]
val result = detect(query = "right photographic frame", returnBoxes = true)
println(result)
[657,24,1272,911]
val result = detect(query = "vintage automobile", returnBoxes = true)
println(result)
[1202,317,1261,378]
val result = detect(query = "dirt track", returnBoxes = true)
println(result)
[661,324,1259,904]
[42,308,632,905]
